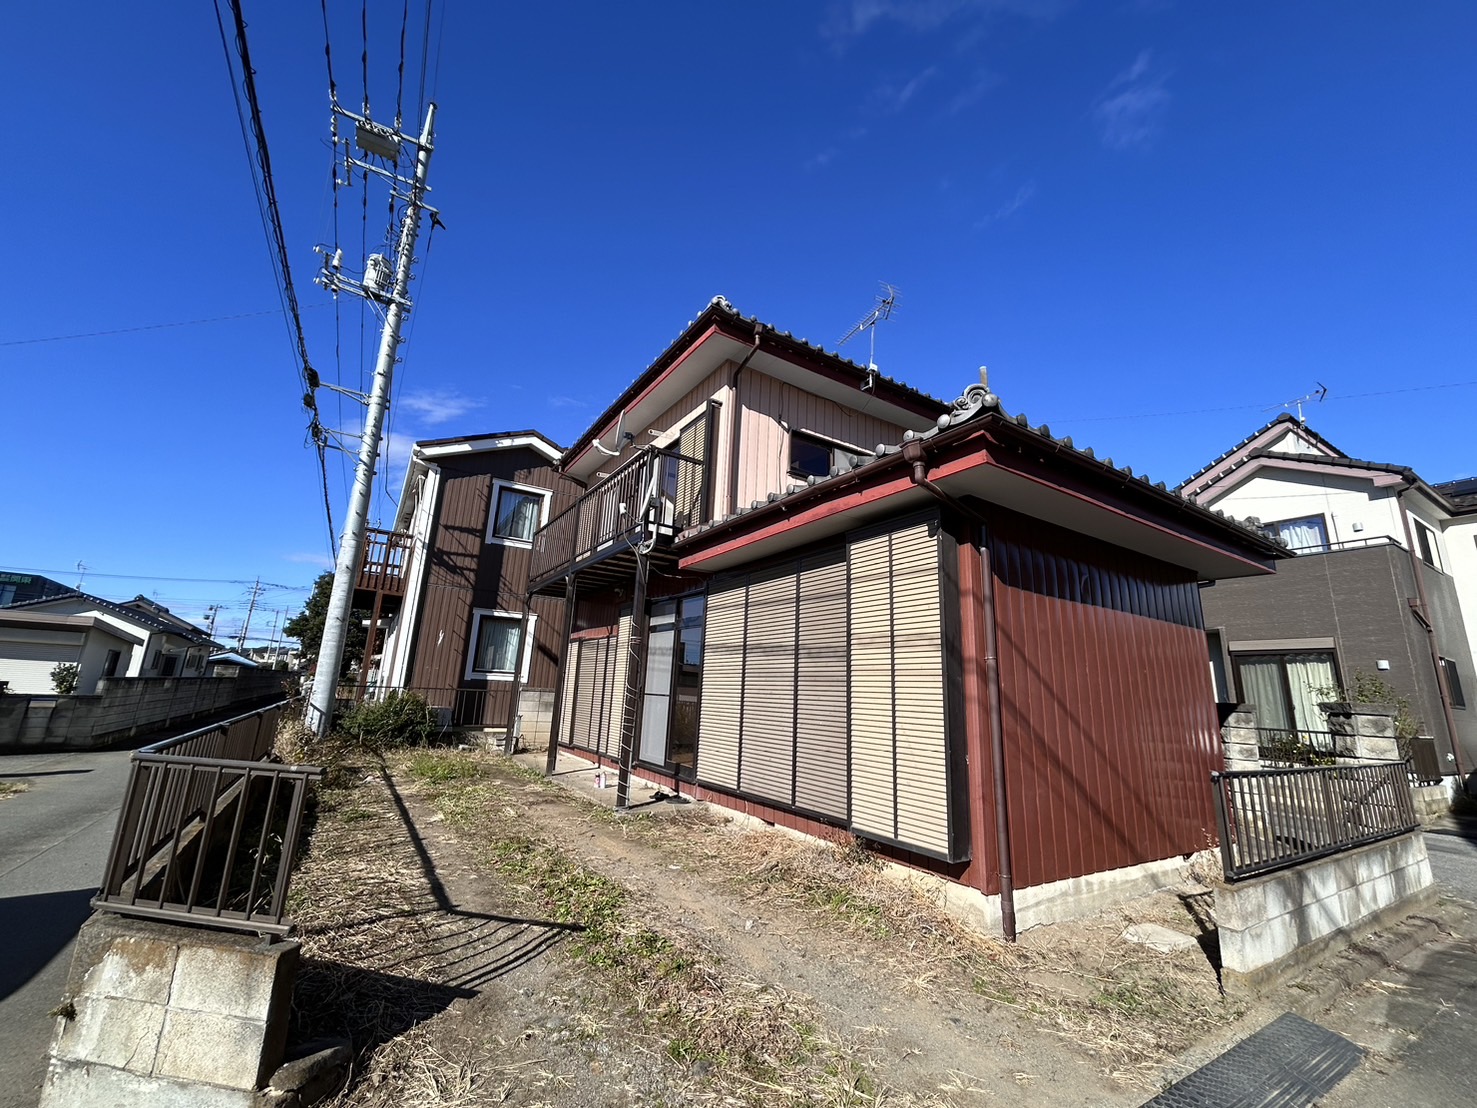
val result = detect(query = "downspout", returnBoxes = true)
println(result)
[901,440,1017,941]
[727,323,765,516]
[1397,485,1467,789]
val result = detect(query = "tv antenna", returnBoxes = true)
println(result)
[837,283,899,389]
[1265,383,1328,425]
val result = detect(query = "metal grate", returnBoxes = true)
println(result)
[1143,1012,1362,1107]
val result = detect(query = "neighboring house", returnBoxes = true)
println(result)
[373,430,580,737]
[0,572,72,607]
[0,592,222,694]
[1178,414,1477,782]
[523,296,1286,929]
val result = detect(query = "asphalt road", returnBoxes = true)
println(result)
[1423,817,1477,901]
[0,749,132,1108]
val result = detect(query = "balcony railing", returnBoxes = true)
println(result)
[357,527,411,595]
[529,445,709,587]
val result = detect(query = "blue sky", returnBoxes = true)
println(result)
[4,1,1473,641]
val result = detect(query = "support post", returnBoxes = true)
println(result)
[545,577,578,776]
[502,595,535,755]
[307,103,437,739]
[615,553,650,811]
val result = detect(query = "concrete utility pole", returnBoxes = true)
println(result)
[237,577,263,651]
[307,103,438,739]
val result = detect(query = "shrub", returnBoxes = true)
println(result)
[50,663,80,696]
[1316,671,1423,739]
[337,690,439,748]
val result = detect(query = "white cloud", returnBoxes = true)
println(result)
[823,0,1064,42]
[974,180,1037,228]
[547,395,589,409]
[805,146,841,172]
[948,70,1003,114]
[872,66,939,115]
[398,390,480,426]
[284,551,336,570]
[1094,50,1171,150]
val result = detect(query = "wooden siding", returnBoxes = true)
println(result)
[847,519,955,859]
[987,506,1220,890]
[405,447,578,723]
[734,370,911,510]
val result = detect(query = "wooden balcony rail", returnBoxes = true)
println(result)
[529,445,709,588]
[357,527,412,595]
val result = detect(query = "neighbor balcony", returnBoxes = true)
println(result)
[356,527,412,597]
[528,444,710,595]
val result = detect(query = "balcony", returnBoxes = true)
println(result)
[529,445,710,595]
[356,527,412,597]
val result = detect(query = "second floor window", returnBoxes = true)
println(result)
[1413,518,1442,570]
[1268,515,1329,553]
[789,430,867,481]
[489,483,549,545]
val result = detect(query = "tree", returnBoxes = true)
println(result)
[51,663,80,696]
[283,572,368,678]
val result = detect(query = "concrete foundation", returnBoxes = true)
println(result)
[1214,831,1435,995]
[41,913,298,1108]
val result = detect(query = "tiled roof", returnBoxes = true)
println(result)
[6,591,220,647]
[1435,476,1477,512]
[412,428,564,451]
[680,379,1289,555]
[1177,413,1348,491]
[561,296,950,466]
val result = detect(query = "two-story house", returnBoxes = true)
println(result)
[371,430,580,739]
[1179,414,1477,787]
[521,296,1287,935]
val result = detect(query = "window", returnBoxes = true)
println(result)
[102,649,121,678]
[1266,515,1329,553]
[159,654,179,677]
[466,610,536,681]
[487,482,549,545]
[0,584,15,606]
[1413,518,1442,570]
[788,430,869,481]
[1442,657,1467,709]
[1234,651,1340,733]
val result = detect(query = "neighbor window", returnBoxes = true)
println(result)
[1413,518,1442,570]
[0,585,15,606]
[788,431,868,481]
[1266,515,1329,553]
[466,610,535,681]
[1234,651,1340,733]
[487,482,549,545]
[1442,657,1467,709]
[102,649,121,678]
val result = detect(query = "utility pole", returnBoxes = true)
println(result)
[204,604,221,639]
[307,102,438,739]
[238,577,263,651]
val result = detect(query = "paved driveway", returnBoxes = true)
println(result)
[0,749,133,1108]
[1424,816,1477,900]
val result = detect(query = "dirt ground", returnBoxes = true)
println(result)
[286,745,1263,1107]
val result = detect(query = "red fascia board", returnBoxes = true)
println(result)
[680,426,1279,575]
[565,323,724,472]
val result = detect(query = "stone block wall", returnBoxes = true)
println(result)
[1219,703,1260,771]
[1215,831,1434,994]
[41,914,297,1108]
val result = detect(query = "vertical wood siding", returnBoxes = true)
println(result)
[406,448,576,723]
[847,519,955,858]
[735,370,911,510]
[987,507,1220,890]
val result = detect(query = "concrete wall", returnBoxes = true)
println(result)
[1215,831,1435,994]
[1442,513,1477,671]
[42,914,296,1108]
[0,670,290,751]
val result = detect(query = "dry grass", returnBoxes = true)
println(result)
[0,780,28,800]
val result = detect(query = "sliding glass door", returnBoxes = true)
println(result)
[636,594,705,779]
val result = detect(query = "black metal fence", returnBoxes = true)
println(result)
[1211,761,1419,882]
[1255,727,1340,766]
[335,683,501,730]
[93,700,322,936]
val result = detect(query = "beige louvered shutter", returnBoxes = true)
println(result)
[739,564,798,804]
[697,579,745,789]
[847,519,952,856]
[795,549,849,819]
[674,409,710,530]
[593,636,615,758]
[608,614,632,759]
[570,640,597,751]
[848,532,896,840]
[557,638,580,747]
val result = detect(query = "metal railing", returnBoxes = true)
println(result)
[335,683,502,730]
[1256,727,1340,766]
[1400,734,1445,786]
[1211,761,1418,882]
[529,445,708,586]
[93,700,322,936]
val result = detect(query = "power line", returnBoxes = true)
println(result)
[0,306,326,348]
[1052,378,1477,424]
[0,565,311,590]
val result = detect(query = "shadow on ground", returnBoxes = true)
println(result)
[0,888,96,1002]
